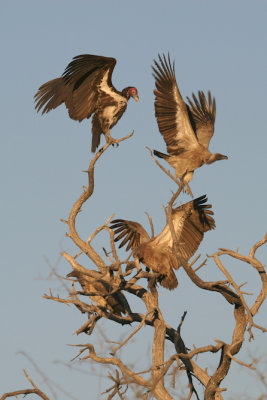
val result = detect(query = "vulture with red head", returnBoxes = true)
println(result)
[35,54,139,152]
[152,54,227,184]
[110,195,215,290]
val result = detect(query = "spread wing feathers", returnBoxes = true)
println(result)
[34,54,118,121]
[110,219,150,251]
[34,78,72,114]
[62,54,118,121]
[186,91,216,148]
[111,196,215,264]
[62,54,116,88]
[67,270,129,316]
[171,194,215,260]
[152,54,198,155]
[110,196,215,291]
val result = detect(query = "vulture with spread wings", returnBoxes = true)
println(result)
[67,270,131,316]
[35,54,139,152]
[152,54,227,184]
[110,195,215,290]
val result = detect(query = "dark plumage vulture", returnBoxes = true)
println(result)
[152,54,228,183]
[34,54,139,152]
[110,195,215,290]
[67,270,131,316]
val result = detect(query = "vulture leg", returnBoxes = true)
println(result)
[184,183,193,198]
[180,170,194,198]
[104,130,119,148]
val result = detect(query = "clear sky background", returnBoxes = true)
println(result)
[1,1,267,399]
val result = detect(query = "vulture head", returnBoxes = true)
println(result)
[121,86,139,102]
[205,153,228,164]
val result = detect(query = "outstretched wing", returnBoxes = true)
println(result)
[34,77,72,114]
[62,54,118,121]
[152,54,199,156]
[34,54,118,121]
[110,219,150,252]
[186,91,216,149]
[173,194,215,260]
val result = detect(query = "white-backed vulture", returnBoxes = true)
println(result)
[110,195,215,290]
[67,270,130,316]
[34,54,139,152]
[152,54,228,183]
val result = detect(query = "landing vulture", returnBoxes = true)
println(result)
[67,270,131,316]
[152,54,227,183]
[110,195,215,290]
[34,54,139,152]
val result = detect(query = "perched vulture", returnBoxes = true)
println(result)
[67,270,130,316]
[34,54,139,152]
[152,54,228,183]
[110,195,215,290]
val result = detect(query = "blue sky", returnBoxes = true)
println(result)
[1,1,267,398]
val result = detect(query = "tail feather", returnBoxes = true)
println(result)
[91,115,102,152]
[159,269,178,290]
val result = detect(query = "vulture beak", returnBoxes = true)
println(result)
[133,95,139,102]
[206,153,228,164]
[217,154,228,160]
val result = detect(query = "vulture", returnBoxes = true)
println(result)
[67,270,131,316]
[110,195,215,290]
[34,54,139,152]
[152,54,228,183]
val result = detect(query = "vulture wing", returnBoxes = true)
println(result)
[152,54,199,156]
[110,219,150,252]
[111,196,215,263]
[62,54,117,121]
[34,77,72,114]
[186,91,216,149]
[110,196,215,291]
[34,54,117,121]
[150,195,215,260]
[172,194,215,260]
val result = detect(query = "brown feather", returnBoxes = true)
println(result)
[110,195,215,290]
[34,54,138,152]
[152,54,227,182]
[67,270,130,316]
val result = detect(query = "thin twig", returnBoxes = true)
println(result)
[111,311,154,355]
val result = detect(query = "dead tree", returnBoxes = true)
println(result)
[41,135,266,400]
[3,132,266,399]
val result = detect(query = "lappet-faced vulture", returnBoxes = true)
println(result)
[67,270,131,316]
[34,54,139,152]
[110,195,215,290]
[152,54,228,183]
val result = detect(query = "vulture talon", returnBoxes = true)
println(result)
[105,134,119,148]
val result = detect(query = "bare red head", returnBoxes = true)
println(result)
[122,86,139,101]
